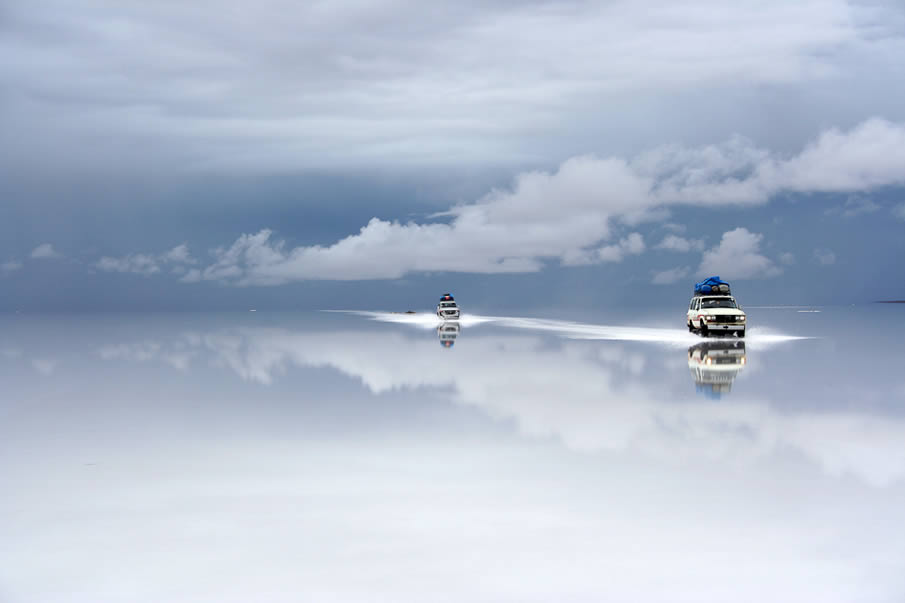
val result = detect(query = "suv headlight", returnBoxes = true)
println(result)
[739,316,746,321]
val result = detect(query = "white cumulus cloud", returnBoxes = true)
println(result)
[102,119,905,285]
[564,233,646,266]
[1,260,23,275]
[656,235,705,253]
[642,118,905,205]
[698,228,781,280]
[96,245,197,276]
[893,203,905,221]
[814,248,837,265]
[652,267,691,285]
[825,195,881,218]
[30,244,61,259]
[160,244,196,265]
[765,119,905,193]
[96,254,162,276]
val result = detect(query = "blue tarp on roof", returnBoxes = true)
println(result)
[694,276,731,295]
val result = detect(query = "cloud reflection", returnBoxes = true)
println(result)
[95,321,905,487]
[3,314,904,602]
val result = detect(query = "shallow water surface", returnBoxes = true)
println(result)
[1,307,903,602]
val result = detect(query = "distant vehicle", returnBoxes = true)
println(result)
[438,323,460,348]
[437,293,460,320]
[687,340,747,398]
[687,277,746,337]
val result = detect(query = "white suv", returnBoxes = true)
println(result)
[687,296,746,337]
[437,294,460,320]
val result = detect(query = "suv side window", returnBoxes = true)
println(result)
[694,299,700,311]
[689,299,694,310]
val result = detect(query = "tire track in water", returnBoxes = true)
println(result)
[331,311,809,348]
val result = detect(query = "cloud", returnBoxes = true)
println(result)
[4,0,903,174]
[171,154,660,284]
[656,235,705,253]
[161,244,196,265]
[598,233,646,262]
[813,248,837,265]
[96,245,197,276]
[102,119,905,284]
[565,233,646,266]
[179,269,203,283]
[641,118,905,205]
[766,119,905,193]
[30,244,61,259]
[825,195,881,217]
[698,228,781,279]
[31,358,56,376]
[652,267,691,285]
[96,254,161,276]
[1,260,23,275]
[893,203,905,221]
[779,252,796,265]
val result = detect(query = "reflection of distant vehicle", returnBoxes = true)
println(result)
[437,293,460,320]
[687,340,746,398]
[438,323,460,348]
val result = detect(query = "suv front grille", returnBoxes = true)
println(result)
[714,315,741,324]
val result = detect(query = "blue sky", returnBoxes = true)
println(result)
[1,0,904,310]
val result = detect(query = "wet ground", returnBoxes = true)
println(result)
[1,305,903,602]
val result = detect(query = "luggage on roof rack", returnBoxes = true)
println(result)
[440,293,454,301]
[694,276,731,296]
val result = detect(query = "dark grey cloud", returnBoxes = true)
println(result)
[2,0,904,176]
[2,0,905,309]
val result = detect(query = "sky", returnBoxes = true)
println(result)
[1,0,904,311]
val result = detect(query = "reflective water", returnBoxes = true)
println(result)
[1,307,903,602]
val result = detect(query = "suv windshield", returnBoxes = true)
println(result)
[701,299,738,309]
[440,302,457,308]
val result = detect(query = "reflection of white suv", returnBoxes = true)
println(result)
[438,323,460,348]
[687,340,746,397]
[687,296,746,337]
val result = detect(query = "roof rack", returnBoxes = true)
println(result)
[694,276,730,296]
